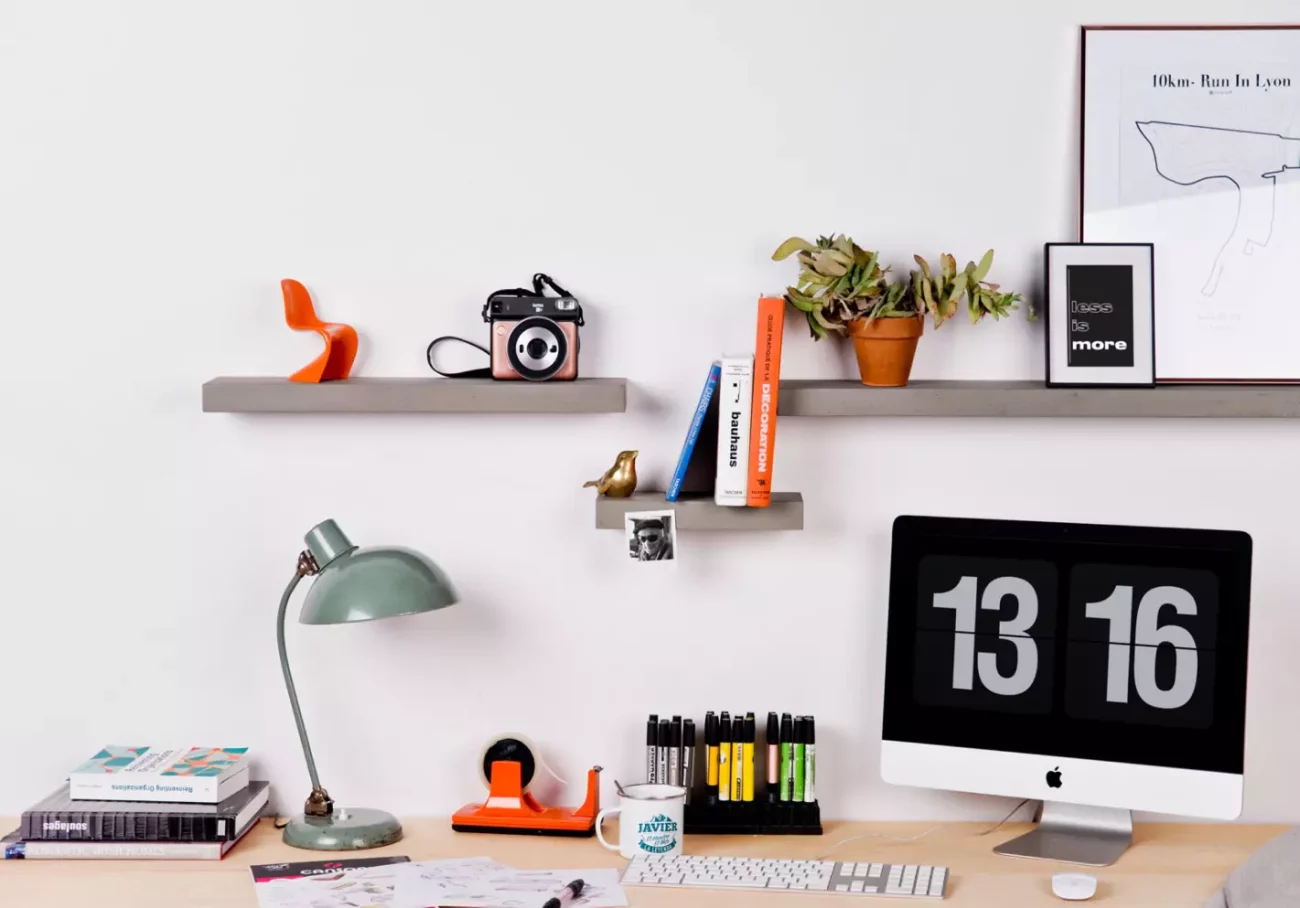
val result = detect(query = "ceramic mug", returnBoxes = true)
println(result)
[595,783,686,859]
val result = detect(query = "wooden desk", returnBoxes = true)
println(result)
[0,818,1284,907]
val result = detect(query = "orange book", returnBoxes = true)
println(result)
[746,296,785,506]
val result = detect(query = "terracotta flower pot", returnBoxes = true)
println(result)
[847,315,924,387]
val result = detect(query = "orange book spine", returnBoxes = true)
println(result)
[746,296,785,507]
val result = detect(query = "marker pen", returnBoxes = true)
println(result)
[779,713,793,802]
[765,712,779,802]
[646,716,658,783]
[668,717,682,786]
[793,716,806,802]
[717,713,731,802]
[742,713,756,802]
[704,712,719,801]
[657,719,669,785]
[803,716,816,803]
[682,719,696,804]
[729,712,743,803]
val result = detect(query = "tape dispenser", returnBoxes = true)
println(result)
[451,733,601,836]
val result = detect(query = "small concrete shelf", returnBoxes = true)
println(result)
[595,492,803,531]
[202,377,628,414]
[778,380,1300,419]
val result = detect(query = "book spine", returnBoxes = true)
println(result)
[69,774,222,804]
[666,363,721,502]
[747,297,785,507]
[19,839,225,859]
[22,810,234,842]
[714,356,754,506]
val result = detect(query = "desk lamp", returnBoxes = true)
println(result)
[276,519,457,850]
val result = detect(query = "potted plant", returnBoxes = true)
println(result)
[772,234,922,387]
[774,235,1028,387]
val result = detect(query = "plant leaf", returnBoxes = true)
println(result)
[973,249,994,282]
[772,237,816,261]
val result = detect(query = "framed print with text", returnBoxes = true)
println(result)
[1081,25,1300,383]
[1046,243,1155,387]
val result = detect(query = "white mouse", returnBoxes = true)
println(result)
[1052,872,1098,900]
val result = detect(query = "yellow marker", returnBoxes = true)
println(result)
[743,713,756,802]
[705,712,719,789]
[717,715,731,801]
[731,737,743,802]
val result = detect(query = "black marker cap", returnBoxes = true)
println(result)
[671,715,682,740]
[649,714,658,725]
[658,718,669,745]
[794,715,806,743]
[705,712,718,746]
[684,718,696,746]
[780,713,793,743]
[718,713,732,744]
[805,716,815,744]
[766,712,779,743]
[646,717,657,745]
[744,713,756,742]
[669,719,681,747]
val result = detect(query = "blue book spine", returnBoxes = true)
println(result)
[667,363,722,502]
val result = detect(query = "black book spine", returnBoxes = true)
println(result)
[22,810,234,842]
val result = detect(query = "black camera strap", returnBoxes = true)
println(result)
[426,336,493,378]
[426,273,580,378]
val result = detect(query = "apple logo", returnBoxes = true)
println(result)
[1045,766,1063,789]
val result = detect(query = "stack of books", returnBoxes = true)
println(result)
[3,745,268,860]
[668,296,786,506]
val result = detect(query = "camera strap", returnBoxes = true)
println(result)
[426,273,581,378]
[425,336,493,379]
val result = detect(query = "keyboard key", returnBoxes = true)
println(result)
[868,864,884,877]
[850,880,865,893]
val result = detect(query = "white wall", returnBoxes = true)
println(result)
[2,0,1298,823]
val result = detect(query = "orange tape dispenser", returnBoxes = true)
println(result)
[452,734,601,837]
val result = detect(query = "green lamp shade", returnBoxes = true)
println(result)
[299,519,458,625]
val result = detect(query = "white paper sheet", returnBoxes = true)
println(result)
[392,861,627,908]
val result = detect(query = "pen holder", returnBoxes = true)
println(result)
[684,797,822,835]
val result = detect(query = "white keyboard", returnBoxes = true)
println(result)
[623,853,948,899]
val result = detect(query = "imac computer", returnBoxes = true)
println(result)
[881,515,1252,866]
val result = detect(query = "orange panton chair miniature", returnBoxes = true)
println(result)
[282,279,358,382]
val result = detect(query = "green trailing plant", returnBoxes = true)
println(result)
[912,249,1029,325]
[771,234,914,340]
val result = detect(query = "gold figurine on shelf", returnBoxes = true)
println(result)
[583,450,638,498]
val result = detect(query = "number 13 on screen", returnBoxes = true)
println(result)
[913,556,1218,729]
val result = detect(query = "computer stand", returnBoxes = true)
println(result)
[993,801,1133,867]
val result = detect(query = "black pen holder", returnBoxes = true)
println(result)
[684,796,822,835]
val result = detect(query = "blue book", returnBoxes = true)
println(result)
[667,362,722,502]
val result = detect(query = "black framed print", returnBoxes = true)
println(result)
[1045,243,1155,388]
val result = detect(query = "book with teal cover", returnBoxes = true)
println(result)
[69,746,251,804]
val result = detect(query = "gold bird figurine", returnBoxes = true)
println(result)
[583,450,639,497]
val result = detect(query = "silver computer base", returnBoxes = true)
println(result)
[993,801,1133,866]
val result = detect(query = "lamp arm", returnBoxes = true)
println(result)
[277,565,333,816]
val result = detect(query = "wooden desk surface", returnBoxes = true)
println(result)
[0,818,1284,907]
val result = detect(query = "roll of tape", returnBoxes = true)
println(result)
[477,733,566,792]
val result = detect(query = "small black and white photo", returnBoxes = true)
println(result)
[626,510,677,563]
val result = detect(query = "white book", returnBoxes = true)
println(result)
[714,355,754,506]
[68,746,251,805]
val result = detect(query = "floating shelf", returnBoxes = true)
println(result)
[778,380,1300,419]
[595,492,803,531]
[202,377,627,414]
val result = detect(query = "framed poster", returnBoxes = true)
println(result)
[1081,26,1300,383]
[1045,243,1155,387]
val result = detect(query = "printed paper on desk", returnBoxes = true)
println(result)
[253,861,408,908]
[395,864,627,908]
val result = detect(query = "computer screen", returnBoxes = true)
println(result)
[881,515,1252,817]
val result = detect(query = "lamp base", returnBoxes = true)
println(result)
[282,807,403,850]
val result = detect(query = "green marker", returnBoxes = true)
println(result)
[793,716,806,802]
[778,713,793,801]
